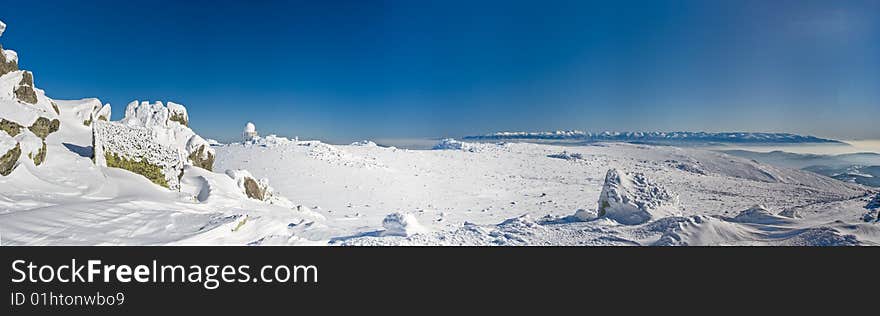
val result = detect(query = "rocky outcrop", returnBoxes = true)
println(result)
[13,71,37,104]
[597,168,680,225]
[0,142,20,176]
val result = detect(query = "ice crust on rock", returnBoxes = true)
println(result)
[92,101,215,189]
[381,212,427,237]
[597,168,680,225]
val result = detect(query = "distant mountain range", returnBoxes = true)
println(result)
[463,131,842,145]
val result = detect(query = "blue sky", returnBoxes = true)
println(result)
[2,0,878,142]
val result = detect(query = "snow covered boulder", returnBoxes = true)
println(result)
[93,121,185,190]
[867,194,880,210]
[597,169,680,225]
[225,169,274,201]
[731,205,780,223]
[433,138,475,151]
[381,212,427,237]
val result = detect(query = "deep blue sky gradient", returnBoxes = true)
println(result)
[2,0,878,142]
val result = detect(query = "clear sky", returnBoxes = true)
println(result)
[2,0,878,142]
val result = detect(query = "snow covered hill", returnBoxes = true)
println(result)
[0,19,877,246]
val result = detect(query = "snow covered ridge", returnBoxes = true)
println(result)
[464,130,841,144]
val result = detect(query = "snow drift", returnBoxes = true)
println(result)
[381,212,427,237]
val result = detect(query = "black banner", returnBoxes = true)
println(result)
[3,247,877,314]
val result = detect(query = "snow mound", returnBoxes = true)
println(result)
[731,205,790,224]
[778,208,804,219]
[350,140,377,147]
[573,209,597,221]
[381,212,427,237]
[597,169,680,225]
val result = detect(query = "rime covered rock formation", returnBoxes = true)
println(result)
[92,101,215,189]
[93,121,185,189]
[597,169,680,225]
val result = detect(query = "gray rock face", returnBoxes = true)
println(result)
[14,71,37,104]
[0,143,21,176]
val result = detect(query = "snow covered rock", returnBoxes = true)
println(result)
[119,101,214,170]
[597,168,680,225]
[225,169,274,201]
[93,121,185,190]
[72,98,111,126]
[731,205,785,224]
[0,48,16,77]
[778,208,804,219]
[433,138,475,151]
[381,212,427,237]
[350,140,377,147]
[867,194,880,210]
[0,133,19,176]
[0,21,19,77]
[548,151,584,160]
[13,71,37,104]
